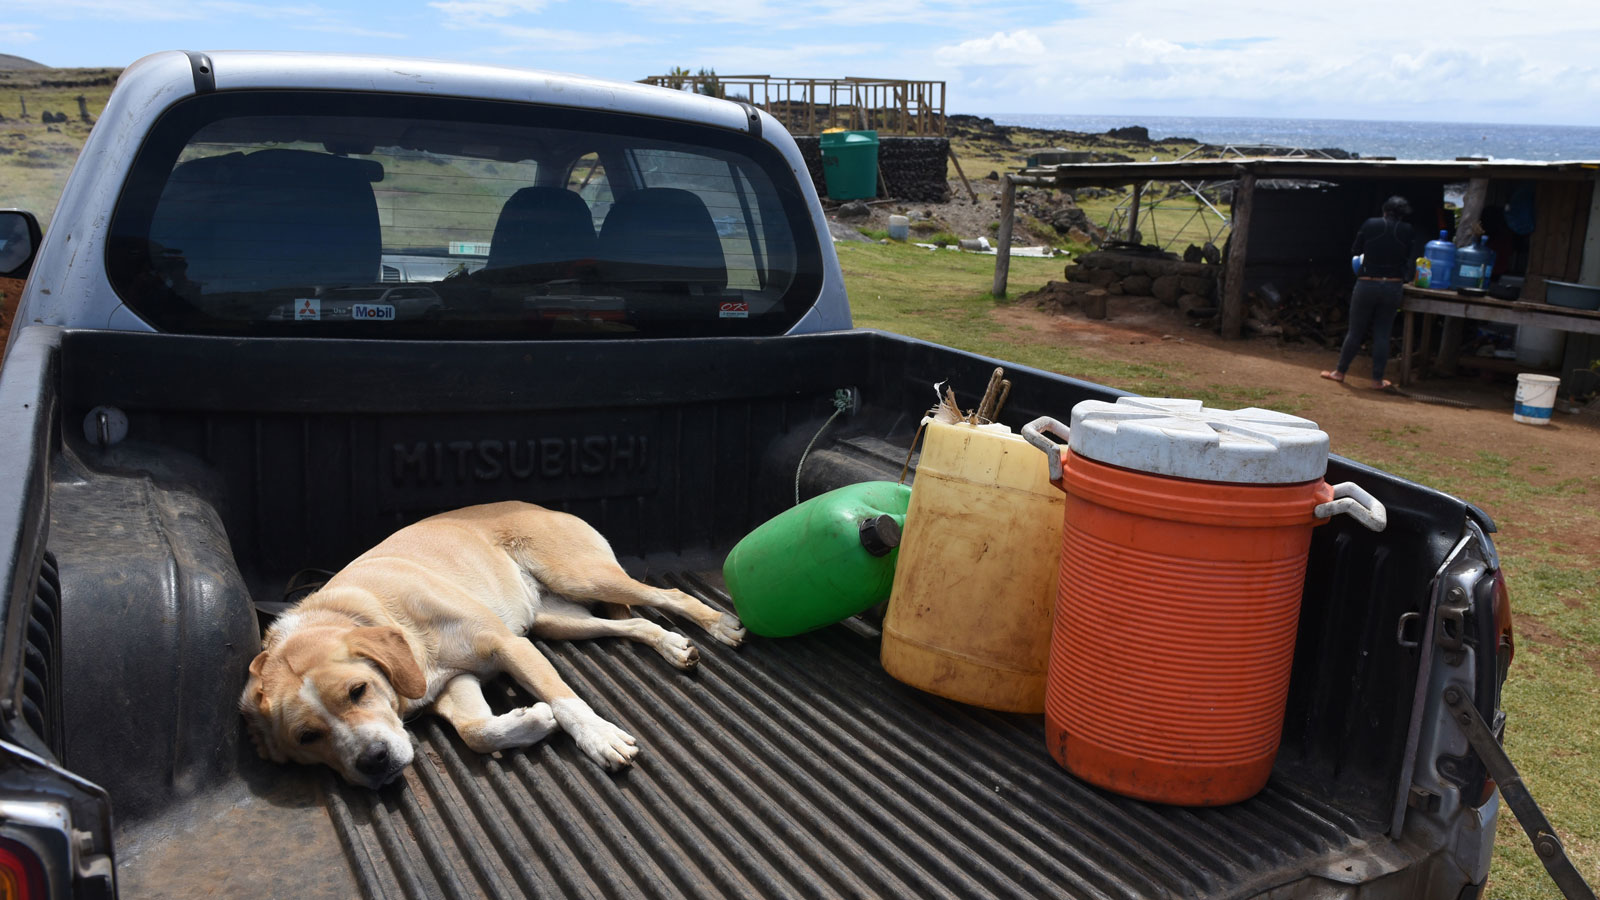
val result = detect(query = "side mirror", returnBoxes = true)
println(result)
[0,209,43,280]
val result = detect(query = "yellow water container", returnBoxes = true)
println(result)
[880,420,1064,712]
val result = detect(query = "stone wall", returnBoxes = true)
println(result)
[1063,251,1220,313]
[792,136,950,204]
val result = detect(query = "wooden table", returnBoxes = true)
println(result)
[1398,286,1600,385]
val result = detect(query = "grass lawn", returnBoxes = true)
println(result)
[839,237,1600,900]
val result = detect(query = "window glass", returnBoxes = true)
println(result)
[567,152,614,233]
[107,92,822,338]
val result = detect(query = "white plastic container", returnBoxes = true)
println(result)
[1514,326,1566,369]
[887,215,909,241]
[1513,373,1561,425]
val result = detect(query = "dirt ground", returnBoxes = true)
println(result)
[993,294,1600,560]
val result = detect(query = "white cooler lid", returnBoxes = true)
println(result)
[1068,397,1329,484]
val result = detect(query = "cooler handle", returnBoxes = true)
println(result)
[1022,416,1070,482]
[1315,482,1387,531]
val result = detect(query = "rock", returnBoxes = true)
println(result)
[1121,274,1153,296]
[1104,125,1150,143]
[1180,275,1214,296]
[1064,266,1091,283]
[985,171,999,180]
[1088,268,1117,287]
[1152,275,1182,304]
[835,200,871,221]
[826,220,873,243]
[1183,245,1203,264]
[1067,227,1096,246]
[1178,293,1212,315]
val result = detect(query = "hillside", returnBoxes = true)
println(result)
[0,66,122,229]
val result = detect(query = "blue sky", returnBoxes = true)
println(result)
[6,0,1600,126]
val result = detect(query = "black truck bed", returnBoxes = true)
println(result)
[4,327,1474,899]
[118,566,1375,900]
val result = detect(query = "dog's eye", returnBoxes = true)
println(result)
[349,682,367,703]
[297,730,324,746]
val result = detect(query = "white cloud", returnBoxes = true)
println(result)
[681,41,889,74]
[926,3,1600,123]
[429,0,552,20]
[480,26,656,54]
[0,24,41,44]
[614,0,1019,28]
[8,0,330,20]
[292,22,410,40]
[936,29,1048,66]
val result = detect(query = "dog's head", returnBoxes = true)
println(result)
[240,621,426,788]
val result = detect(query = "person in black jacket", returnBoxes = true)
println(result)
[1321,196,1415,389]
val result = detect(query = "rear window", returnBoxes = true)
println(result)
[106,91,823,338]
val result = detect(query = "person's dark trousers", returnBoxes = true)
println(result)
[1336,280,1405,380]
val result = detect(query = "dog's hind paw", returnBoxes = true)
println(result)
[707,612,747,647]
[470,702,558,752]
[657,631,700,669]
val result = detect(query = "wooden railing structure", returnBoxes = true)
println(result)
[638,74,946,137]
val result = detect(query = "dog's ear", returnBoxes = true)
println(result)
[347,626,426,699]
[240,651,284,762]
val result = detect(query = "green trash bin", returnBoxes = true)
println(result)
[820,130,879,201]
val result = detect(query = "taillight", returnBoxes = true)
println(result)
[1480,567,1514,805]
[1493,567,1514,673]
[0,837,46,900]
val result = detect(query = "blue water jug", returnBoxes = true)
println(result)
[1455,236,1491,289]
[1424,230,1457,290]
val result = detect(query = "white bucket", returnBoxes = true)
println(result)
[1513,373,1561,425]
[887,215,909,241]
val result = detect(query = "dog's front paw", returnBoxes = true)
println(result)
[707,612,746,647]
[658,631,700,669]
[553,699,639,771]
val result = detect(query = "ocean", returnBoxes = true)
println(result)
[984,114,1600,163]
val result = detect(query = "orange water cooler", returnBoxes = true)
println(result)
[1023,399,1386,806]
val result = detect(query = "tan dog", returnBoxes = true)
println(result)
[240,501,745,788]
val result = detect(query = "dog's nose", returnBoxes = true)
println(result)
[355,743,392,777]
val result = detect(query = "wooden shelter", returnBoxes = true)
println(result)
[993,158,1600,353]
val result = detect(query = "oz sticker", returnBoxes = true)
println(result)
[294,298,321,321]
[719,301,750,319]
[352,303,396,321]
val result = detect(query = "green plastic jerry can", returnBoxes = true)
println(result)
[723,481,912,637]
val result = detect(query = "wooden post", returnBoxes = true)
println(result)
[1400,309,1415,386]
[992,175,1017,298]
[1127,183,1143,242]
[1220,171,1256,339]
[948,147,978,203]
[1455,178,1489,245]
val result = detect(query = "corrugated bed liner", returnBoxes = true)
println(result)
[326,570,1372,900]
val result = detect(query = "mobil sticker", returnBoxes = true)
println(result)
[718,301,750,319]
[352,304,397,321]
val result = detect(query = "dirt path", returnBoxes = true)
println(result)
[991,298,1600,563]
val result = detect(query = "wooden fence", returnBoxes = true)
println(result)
[638,74,945,136]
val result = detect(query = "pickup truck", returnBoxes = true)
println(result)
[0,50,1521,899]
